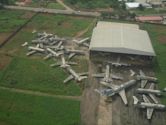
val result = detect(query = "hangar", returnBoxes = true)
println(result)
[89,21,156,57]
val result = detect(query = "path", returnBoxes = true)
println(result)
[0,86,81,101]
[56,0,74,11]
[4,5,100,17]
[74,18,97,38]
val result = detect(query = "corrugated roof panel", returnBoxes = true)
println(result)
[90,22,155,56]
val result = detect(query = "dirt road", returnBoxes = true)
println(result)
[0,86,81,101]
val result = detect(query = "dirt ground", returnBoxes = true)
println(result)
[158,36,166,44]
[81,52,166,125]
[0,33,12,45]
[0,54,12,70]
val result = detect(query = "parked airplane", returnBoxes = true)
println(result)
[73,37,89,47]
[64,67,88,83]
[95,80,137,105]
[133,95,166,120]
[136,83,162,103]
[50,55,77,68]
[136,70,157,88]
[26,44,43,56]
[45,48,63,59]
[107,57,131,67]
[93,64,123,83]
[65,49,85,60]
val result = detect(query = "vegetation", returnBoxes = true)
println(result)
[0,89,80,125]
[64,0,120,9]
[47,2,65,9]
[0,10,30,32]
[140,24,166,104]
[0,13,94,96]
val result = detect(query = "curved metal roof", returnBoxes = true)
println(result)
[90,21,155,56]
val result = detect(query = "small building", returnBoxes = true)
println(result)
[125,2,140,9]
[89,21,155,57]
[135,16,163,23]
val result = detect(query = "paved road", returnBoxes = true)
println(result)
[56,0,74,11]
[0,86,81,101]
[4,5,100,17]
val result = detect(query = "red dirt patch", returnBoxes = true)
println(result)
[21,12,34,19]
[62,22,71,28]
[0,33,11,45]
[0,54,12,70]
[158,36,166,44]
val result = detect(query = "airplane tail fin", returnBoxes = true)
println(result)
[133,96,139,105]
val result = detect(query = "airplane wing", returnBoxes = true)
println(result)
[149,94,158,104]
[141,80,148,88]
[68,53,76,60]
[147,108,154,120]
[119,90,128,105]
[92,73,105,78]
[149,83,155,90]
[63,75,74,83]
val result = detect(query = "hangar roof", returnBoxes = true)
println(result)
[90,21,155,56]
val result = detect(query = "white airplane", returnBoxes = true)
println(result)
[27,44,44,56]
[44,48,63,60]
[136,83,162,104]
[137,70,157,88]
[107,57,131,67]
[133,95,166,120]
[95,80,137,105]
[65,49,85,60]
[93,64,123,83]
[73,37,90,47]
[64,67,88,83]
[50,55,77,68]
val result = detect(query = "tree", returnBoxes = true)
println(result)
[138,4,145,11]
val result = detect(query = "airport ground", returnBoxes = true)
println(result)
[0,8,166,125]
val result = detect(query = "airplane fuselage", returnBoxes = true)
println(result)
[136,88,162,96]
[137,75,157,82]
[138,102,166,109]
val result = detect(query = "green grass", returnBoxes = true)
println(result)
[130,8,166,16]
[0,9,31,33]
[26,1,65,10]
[64,0,119,9]
[47,2,65,9]
[0,89,80,125]
[139,24,166,104]
[0,14,94,96]
[26,14,93,37]
[0,56,81,96]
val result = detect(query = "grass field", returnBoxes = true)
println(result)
[130,8,166,16]
[26,1,65,10]
[0,13,94,96]
[139,24,166,104]
[0,9,34,44]
[0,10,33,33]
[0,89,80,125]
[0,11,94,125]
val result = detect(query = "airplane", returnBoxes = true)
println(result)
[44,48,63,59]
[50,55,77,68]
[21,42,28,47]
[130,69,135,76]
[136,70,157,88]
[73,37,90,47]
[26,44,44,56]
[136,83,162,104]
[64,67,88,83]
[133,95,166,120]
[64,49,85,60]
[107,57,131,67]
[95,80,137,105]
[93,64,123,83]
